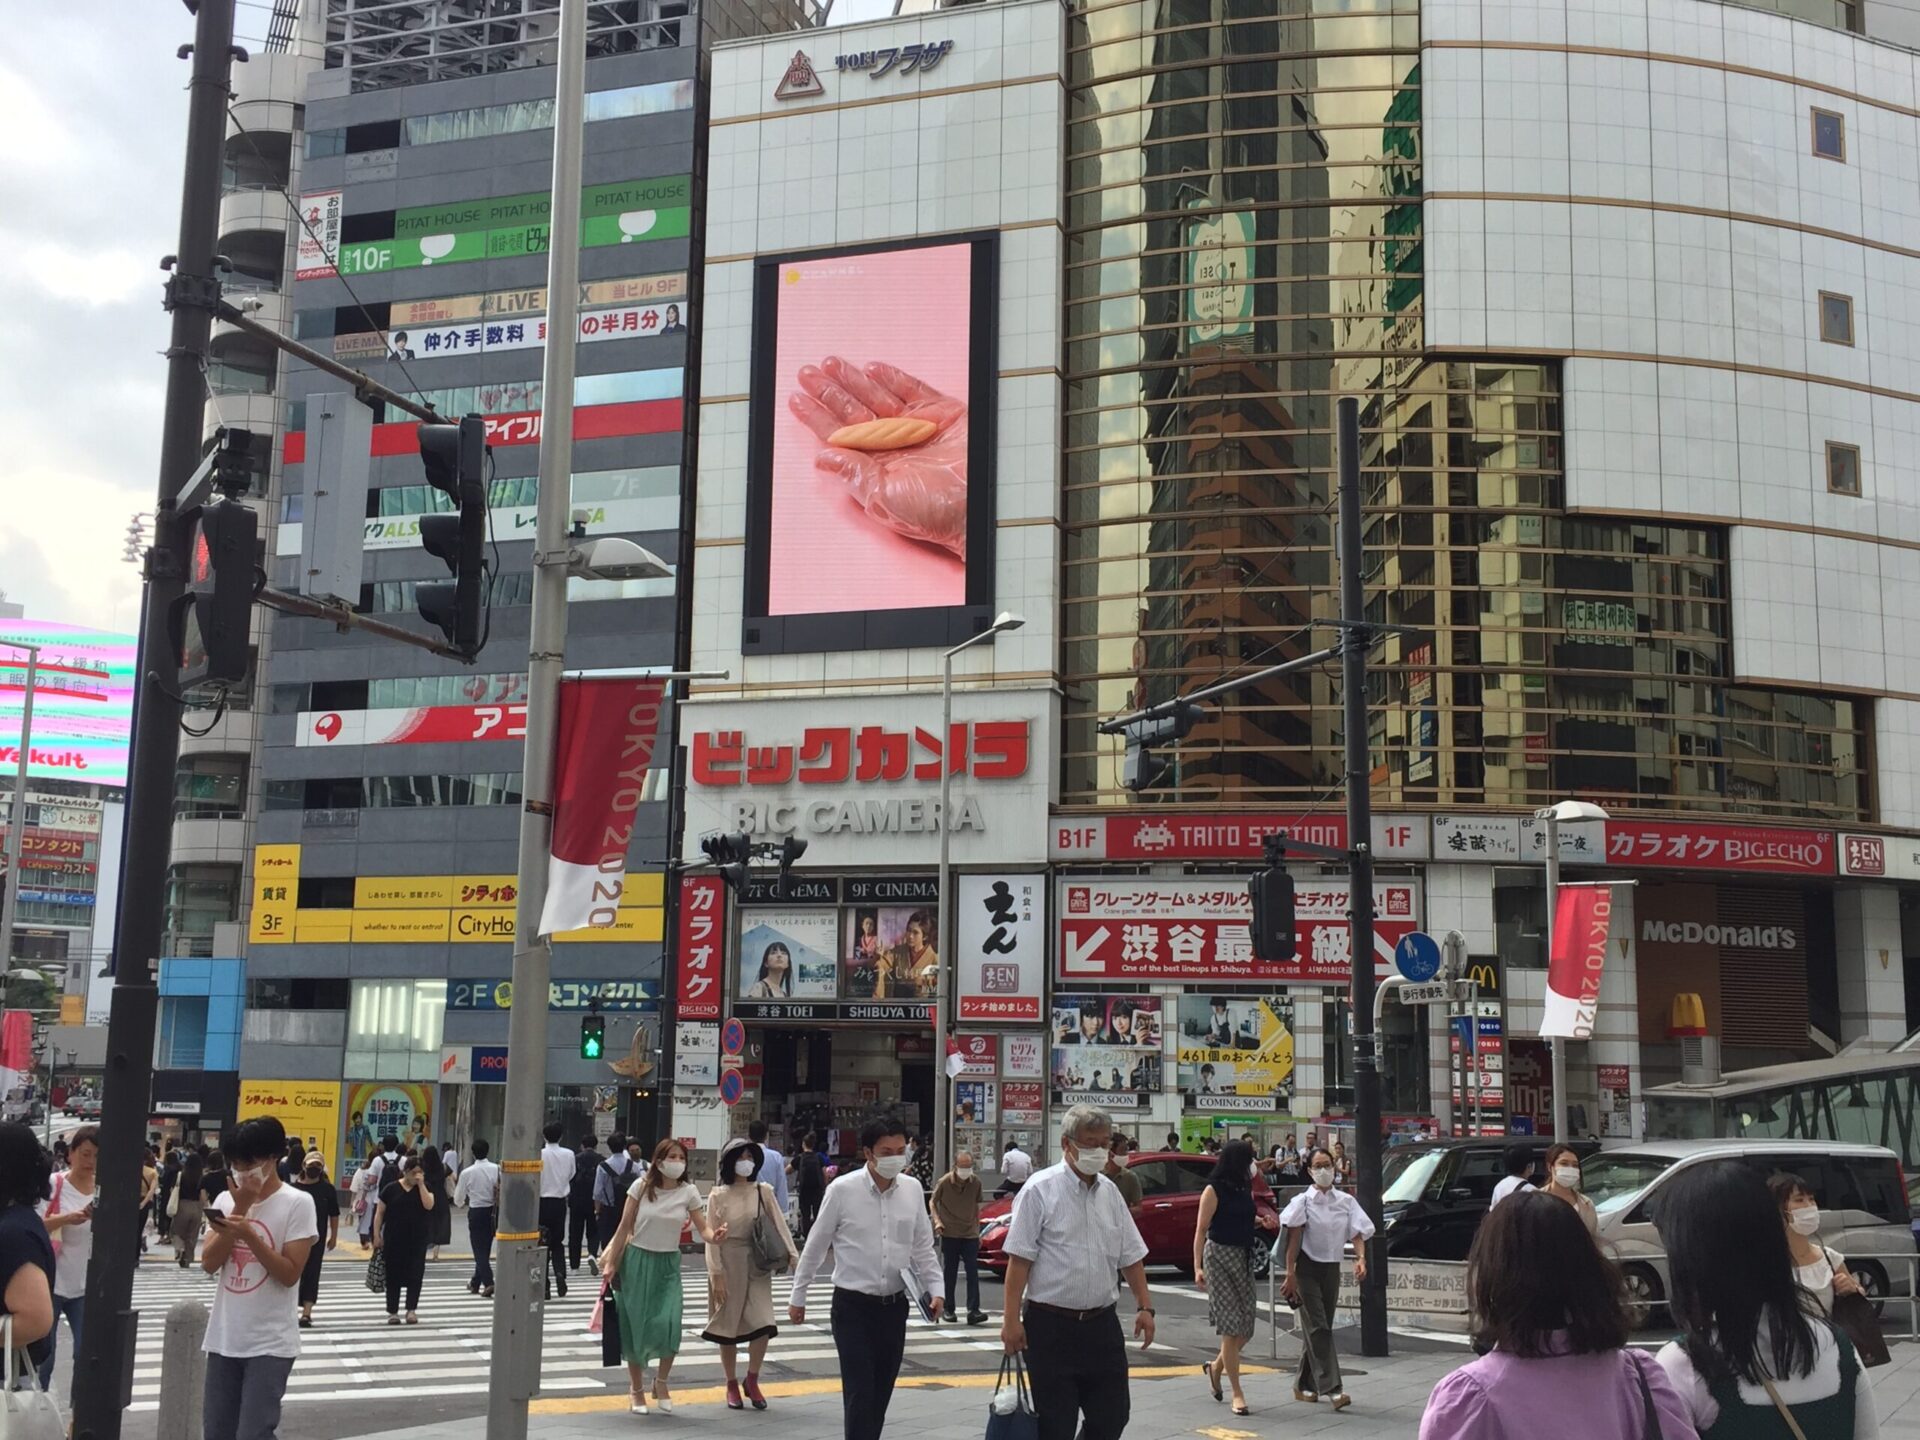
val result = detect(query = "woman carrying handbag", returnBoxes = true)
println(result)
[702,1137,798,1411]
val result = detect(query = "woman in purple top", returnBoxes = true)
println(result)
[1419,1191,1699,1440]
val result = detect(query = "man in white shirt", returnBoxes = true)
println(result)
[455,1137,502,1297]
[35,1124,98,1398]
[790,1114,943,1440]
[998,1138,1034,1195]
[201,1117,318,1440]
[1001,1105,1153,1440]
[539,1120,577,1298]
[1489,1145,1534,1209]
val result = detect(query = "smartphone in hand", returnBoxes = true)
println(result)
[206,1211,230,1228]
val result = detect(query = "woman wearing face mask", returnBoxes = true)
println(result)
[703,1137,798,1410]
[1769,1172,1862,1316]
[289,1150,341,1328]
[1279,1147,1375,1411]
[1539,1145,1597,1236]
[373,1156,437,1325]
[1194,1140,1280,1415]
[601,1141,728,1414]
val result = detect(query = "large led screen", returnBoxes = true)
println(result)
[0,620,136,787]
[743,234,997,654]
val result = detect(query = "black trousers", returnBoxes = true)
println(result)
[385,1240,427,1314]
[1023,1303,1129,1440]
[298,1241,326,1307]
[468,1205,497,1290]
[798,1185,825,1239]
[941,1237,981,1316]
[568,1195,595,1269]
[830,1288,909,1440]
[539,1196,569,1295]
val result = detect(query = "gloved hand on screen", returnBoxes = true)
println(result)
[788,356,969,560]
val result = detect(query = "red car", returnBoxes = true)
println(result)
[978,1151,1281,1278]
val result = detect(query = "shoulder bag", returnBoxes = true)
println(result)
[1628,1350,1663,1439]
[750,1182,791,1273]
[44,1177,65,1259]
[2,1315,67,1440]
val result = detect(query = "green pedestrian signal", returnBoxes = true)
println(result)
[580,1013,605,1060]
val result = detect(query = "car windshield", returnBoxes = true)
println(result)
[1382,1148,1447,1204]
[1580,1154,1677,1214]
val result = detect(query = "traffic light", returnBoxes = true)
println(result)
[1119,700,1206,792]
[416,413,488,657]
[776,836,808,897]
[701,832,754,897]
[1248,864,1297,961]
[580,1012,605,1060]
[172,496,258,688]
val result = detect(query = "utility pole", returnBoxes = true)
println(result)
[74,3,239,1436]
[1336,395,1389,1358]
[0,641,40,970]
[488,0,585,1433]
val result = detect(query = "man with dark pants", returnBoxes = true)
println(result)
[789,1114,944,1440]
[538,1120,576,1298]
[1002,1104,1154,1440]
[569,1134,602,1272]
[455,1138,501,1296]
[931,1148,989,1324]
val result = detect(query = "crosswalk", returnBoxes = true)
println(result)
[120,1253,1006,1412]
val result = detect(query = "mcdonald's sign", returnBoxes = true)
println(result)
[1668,992,1708,1037]
[1465,960,1500,996]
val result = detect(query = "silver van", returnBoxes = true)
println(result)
[1581,1140,1914,1323]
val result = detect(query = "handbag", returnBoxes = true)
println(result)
[1830,1291,1891,1368]
[598,1280,623,1367]
[750,1184,790,1274]
[985,1353,1039,1440]
[364,1248,387,1294]
[2,1315,67,1440]
[1628,1351,1662,1440]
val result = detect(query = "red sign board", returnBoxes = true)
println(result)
[1000,1080,1044,1123]
[282,398,681,464]
[299,704,527,747]
[675,875,725,1020]
[690,721,1030,787]
[1600,821,1833,876]
[1051,813,1347,862]
[951,1034,997,1076]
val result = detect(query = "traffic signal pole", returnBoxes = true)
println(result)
[488,0,586,1434]
[74,4,237,1436]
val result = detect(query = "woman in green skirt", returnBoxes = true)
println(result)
[600,1139,727,1414]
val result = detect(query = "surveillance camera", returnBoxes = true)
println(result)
[238,296,267,313]
[567,536,671,583]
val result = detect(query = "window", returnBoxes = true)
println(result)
[249,977,351,1010]
[1811,108,1846,161]
[1819,291,1854,345]
[174,754,248,819]
[1826,441,1861,496]
[344,979,447,1081]
[164,863,239,950]
[158,996,209,1069]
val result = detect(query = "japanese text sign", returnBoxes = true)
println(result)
[956,873,1043,1022]
[676,875,725,1019]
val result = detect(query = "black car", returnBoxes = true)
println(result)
[1379,1137,1602,1260]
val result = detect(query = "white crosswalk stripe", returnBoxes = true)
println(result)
[124,1257,1003,1411]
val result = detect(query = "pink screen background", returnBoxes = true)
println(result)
[766,243,973,616]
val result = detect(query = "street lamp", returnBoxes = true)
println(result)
[1534,799,1609,1143]
[934,611,1024,1180]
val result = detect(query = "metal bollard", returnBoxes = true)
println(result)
[154,1300,209,1440]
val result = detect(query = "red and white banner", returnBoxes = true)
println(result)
[0,1010,30,1101]
[1541,885,1615,1038]
[298,704,528,748]
[295,190,342,280]
[282,398,683,464]
[1599,820,1833,876]
[951,1034,998,1077]
[675,875,725,1020]
[537,677,668,936]
[1000,1080,1044,1125]
[1055,876,1419,986]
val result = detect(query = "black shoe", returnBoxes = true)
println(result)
[558,1281,568,1297]
[482,1286,494,1298]
[467,1281,480,1295]
[968,1312,989,1326]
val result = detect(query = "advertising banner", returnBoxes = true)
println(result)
[676,875,725,1020]
[297,703,527,747]
[955,874,1043,1023]
[344,1082,432,1153]
[1050,994,1162,1049]
[1000,1080,1044,1125]
[445,979,657,1011]
[1175,996,1295,1108]
[1050,813,1427,862]
[239,1079,343,1174]
[295,190,342,279]
[675,1021,722,1086]
[1051,995,1162,1104]
[954,1081,996,1125]
[1050,1047,1160,1105]
[539,677,668,936]
[1598,820,1833,875]
[3,793,104,835]
[278,490,674,558]
[738,911,840,1000]
[282,397,682,465]
[1002,1032,1045,1079]
[386,301,690,363]
[841,905,939,1000]
[1541,886,1614,1039]
[0,621,137,786]
[951,1034,997,1077]
[1056,877,1419,985]
[0,1010,29,1104]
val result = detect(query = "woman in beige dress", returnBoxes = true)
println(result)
[703,1136,798,1411]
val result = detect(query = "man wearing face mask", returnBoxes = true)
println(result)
[1278,1146,1374,1411]
[790,1114,944,1440]
[1001,1105,1154,1440]
[931,1149,989,1325]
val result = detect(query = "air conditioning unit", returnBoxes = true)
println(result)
[1679,1035,1721,1087]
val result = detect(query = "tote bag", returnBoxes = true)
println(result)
[2,1315,66,1440]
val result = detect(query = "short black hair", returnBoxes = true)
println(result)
[544,1121,564,1144]
[0,1123,52,1209]
[860,1113,910,1151]
[580,1136,601,1152]
[66,1125,100,1154]
[1468,1191,1628,1356]
[608,1133,627,1152]
[471,1139,490,1159]
[1767,1170,1813,1209]
[226,1116,288,1164]
[1503,1144,1533,1177]
[748,1120,769,1144]
[382,1133,401,1152]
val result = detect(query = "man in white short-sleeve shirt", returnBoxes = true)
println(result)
[1001,1105,1152,1440]
[1489,1146,1535,1209]
[200,1116,319,1440]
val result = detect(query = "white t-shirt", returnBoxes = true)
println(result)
[38,1172,96,1298]
[1657,1321,1879,1440]
[623,1179,704,1253]
[203,1184,320,1360]
[1489,1175,1531,1208]
[1002,1148,1034,1183]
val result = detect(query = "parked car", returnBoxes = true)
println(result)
[64,1095,101,1120]
[977,1151,1281,1278]
[1581,1140,1914,1324]
[1378,1137,1602,1260]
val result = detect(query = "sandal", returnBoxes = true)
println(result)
[1231,1402,1251,1417]
[1202,1361,1222,1402]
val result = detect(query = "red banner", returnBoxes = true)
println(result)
[281,398,683,465]
[1541,885,1614,1039]
[676,875,725,1020]
[537,677,668,936]
[297,704,527,748]
[1600,820,1833,875]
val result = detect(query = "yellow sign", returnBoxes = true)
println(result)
[1176,996,1297,1104]
[350,910,453,943]
[249,844,302,944]
[355,876,456,909]
[237,1079,343,1175]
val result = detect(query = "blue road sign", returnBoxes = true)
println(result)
[1395,930,1442,983]
[719,1069,745,1106]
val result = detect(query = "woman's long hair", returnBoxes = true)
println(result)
[1654,1160,1818,1386]
[417,1143,448,1196]
[1467,1191,1629,1356]
[1208,1139,1256,1193]
[756,943,793,996]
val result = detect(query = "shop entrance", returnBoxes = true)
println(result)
[746,1025,933,1166]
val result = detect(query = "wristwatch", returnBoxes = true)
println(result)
[1138,1307,1155,1316]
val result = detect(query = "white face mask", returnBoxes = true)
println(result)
[1072,1146,1109,1177]
[1553,1166,1581,1190]
[1310,1167,1335,1189]
[955,1165,974,1179]
[733,1159,757,1178]
[872,1153,910,1180]
[234,1163,273,1188]
[1789,1206,1822,1236]
[658,1160,686,1181]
